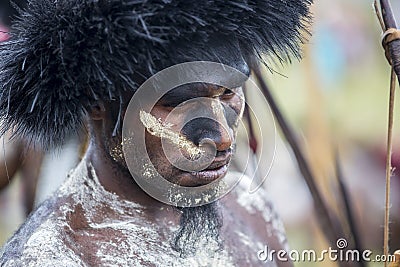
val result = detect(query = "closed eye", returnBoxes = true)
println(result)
[220,88,235,100]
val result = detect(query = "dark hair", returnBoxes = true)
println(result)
[0,0,313,149]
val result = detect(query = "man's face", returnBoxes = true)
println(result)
[105,68,248,257]
[141,82,245,187]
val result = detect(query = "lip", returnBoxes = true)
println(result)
[190,164,228,183]
[177,154,231,187]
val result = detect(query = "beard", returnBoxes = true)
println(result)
[171,202,223,257]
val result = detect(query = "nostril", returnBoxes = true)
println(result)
[199,138,215,148]
[199,138,217,157]
[199,133,231,152]
[216,149,232,158]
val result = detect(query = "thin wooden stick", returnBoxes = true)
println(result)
[242,93,264,193]
[374,0,386,31]
[243,102,258,154]
[384,67,396,267]
[374,1,399,265]
[253,68,344,251]
[335,151,365,267]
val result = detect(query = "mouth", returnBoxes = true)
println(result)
[190,164,228,183]
[177,154,231,187]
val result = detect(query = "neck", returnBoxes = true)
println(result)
[84,140,166,210]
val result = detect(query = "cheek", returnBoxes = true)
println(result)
[142,108,182,175]
[234,90,245,118]
[141,108,168,163]
[236,98,245,119]
[225,94,245,130]
[144,133,172,174]
[144,132,161,155]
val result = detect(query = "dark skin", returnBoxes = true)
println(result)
[143,83,239,187]
[63,81,294,266]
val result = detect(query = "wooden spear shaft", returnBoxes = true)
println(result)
[379,0,400,84]
[375,1,399,265]
[253,68,345,251]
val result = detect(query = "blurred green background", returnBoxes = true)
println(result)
[256,0,400,266]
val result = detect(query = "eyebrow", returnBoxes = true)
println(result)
[158,83,211,106]
[157,81,246,106]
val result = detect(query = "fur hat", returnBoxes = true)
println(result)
[0,0,312,148]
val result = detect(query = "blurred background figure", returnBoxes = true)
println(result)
[0,0,82,245]
[0,0,41,244]
[0,133,43,216]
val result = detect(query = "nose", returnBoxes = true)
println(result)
[181,117,232,153]
[214,122,232,152]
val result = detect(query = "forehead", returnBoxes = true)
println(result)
[163,64,250,94]
[159,79,246,104]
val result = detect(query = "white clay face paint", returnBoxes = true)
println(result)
[139,110,204,159]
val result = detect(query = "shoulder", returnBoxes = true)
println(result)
[0,196,83,267]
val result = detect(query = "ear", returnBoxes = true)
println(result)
[88,102,106,121]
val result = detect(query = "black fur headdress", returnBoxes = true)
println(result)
[0,0,312,148]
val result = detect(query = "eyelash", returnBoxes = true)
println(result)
[223,89,234,95]
[160,88,237,108]
[220,89,235,99]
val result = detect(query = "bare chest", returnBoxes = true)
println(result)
[68,217,276,267]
